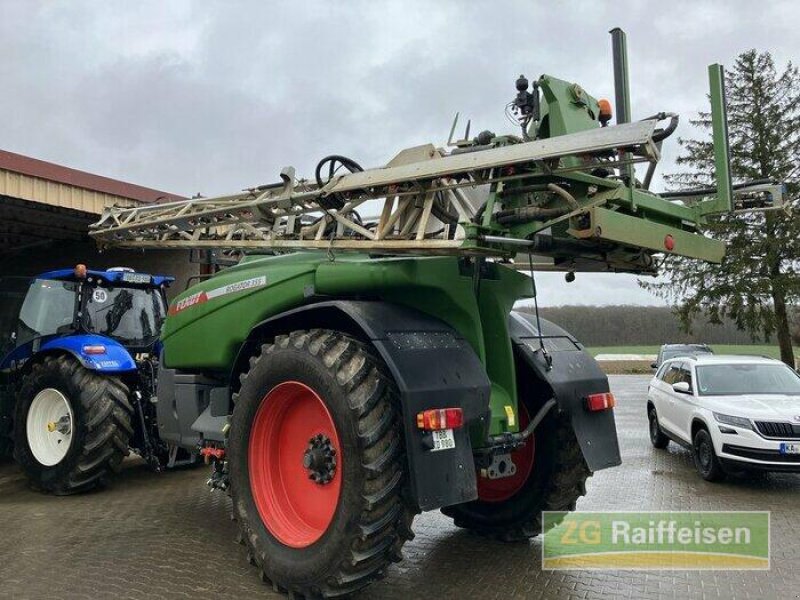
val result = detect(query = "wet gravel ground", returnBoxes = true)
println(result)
[1,375,799,599]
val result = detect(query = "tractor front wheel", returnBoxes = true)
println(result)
[14,355,133,494]
[229,330,415,598]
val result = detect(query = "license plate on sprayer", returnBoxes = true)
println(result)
[780,443,800,455]
[431,429,456,452]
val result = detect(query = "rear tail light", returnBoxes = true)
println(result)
[416,408,464,430]
[585,392,615,412]
[82,345,107,355]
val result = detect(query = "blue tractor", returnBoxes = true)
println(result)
[0,265,194,493]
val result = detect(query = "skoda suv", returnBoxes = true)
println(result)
[646,355,800,480]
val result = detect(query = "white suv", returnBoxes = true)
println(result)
[647,354,800,480]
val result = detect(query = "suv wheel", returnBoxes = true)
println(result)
[648,407,669,449]
[692,428,724,482]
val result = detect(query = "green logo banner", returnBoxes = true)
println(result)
[542,511,770,570]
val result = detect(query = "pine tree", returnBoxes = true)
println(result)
[643,50,800,366]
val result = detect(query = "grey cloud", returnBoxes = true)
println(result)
[1,0,795,305]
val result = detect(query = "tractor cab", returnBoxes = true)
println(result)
[5,266,173,370]
[0,265,176,467]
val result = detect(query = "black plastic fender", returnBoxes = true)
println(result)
[240,300,491,511]
[508,311,621,472]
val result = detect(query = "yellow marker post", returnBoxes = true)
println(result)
[504,405,516,428]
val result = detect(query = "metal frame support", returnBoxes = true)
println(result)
[703,63,734,215]
[610,28,631,125]
[610,27,636,210]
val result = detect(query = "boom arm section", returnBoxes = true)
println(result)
[90,120,666,265]
[90,32,779,274]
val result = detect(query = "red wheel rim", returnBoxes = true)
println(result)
[248,381,342,548]
[476,402,535,503]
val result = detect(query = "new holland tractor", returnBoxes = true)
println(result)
[87,30,782,598]
[0,266,195,493]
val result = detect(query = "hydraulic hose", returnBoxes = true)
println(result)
[496,205,570,225]
[643,112,679,143]
[546,183,579,209]
[483,398,557,449]
[494,182,579,225]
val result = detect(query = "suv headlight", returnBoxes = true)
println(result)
[713,412,753,430]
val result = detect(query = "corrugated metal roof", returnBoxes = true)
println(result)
[0,149,184,204]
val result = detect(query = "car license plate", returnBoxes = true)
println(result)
[431,429,456,452]
[780,442,800,455]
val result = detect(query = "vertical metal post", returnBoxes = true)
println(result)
[610,28,631,126]
[610,28,636,209]
[706,63,733,214]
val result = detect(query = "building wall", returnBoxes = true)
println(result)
[4,241,200,301]
[0,168,138,215]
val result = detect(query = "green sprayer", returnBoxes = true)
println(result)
[86,29,781,598]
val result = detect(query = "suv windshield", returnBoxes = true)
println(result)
[696,363,800,396]
[83,285,166,346]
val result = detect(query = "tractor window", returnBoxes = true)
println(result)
[0,276,31,354]
[16,279,78,345]
[82,285,166,347]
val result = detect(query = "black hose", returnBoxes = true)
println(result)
[642,112,679,143]
[496,205,571,225]
[430,204,458,239]
[314,155,364,210]
[495,184,577,225]
[660,178,775,199]
[431,191,459,227]
[472,201,487,225]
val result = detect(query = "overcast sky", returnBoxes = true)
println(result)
[2,1,797,305]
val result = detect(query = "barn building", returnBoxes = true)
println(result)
[0,149,199,295]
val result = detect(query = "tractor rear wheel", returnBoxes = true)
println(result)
[442,395,590,541]
[0,433,12,460]
[14,355,133,494]
[229,330,415,598]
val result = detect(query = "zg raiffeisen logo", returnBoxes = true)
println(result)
[542,511,770,570]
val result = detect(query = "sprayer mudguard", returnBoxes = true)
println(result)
[508,311,621,472]
[244,300,490,512]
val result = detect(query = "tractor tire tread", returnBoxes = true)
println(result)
[233,329,415,599]
[15,354,133,494]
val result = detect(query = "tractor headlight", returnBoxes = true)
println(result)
[713,412,753,430]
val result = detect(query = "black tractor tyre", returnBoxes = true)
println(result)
[692,427,725,482]
[0,395,14,460]
[13,354,134,494]
[441,402,591,542]
[229,330,415,599]
[0,435,13,461]
[648,406,670,449]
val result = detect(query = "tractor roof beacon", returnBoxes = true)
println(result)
[0,265,197,494]
[88,29,782,598]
